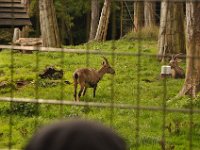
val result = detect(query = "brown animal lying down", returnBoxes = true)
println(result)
[168,54,185,79]
[24,120,126,150]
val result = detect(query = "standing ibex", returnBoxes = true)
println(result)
[169,54,185,78]
[73,57,115,101]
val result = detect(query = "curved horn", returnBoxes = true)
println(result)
[102,56,109,64]
[174,53,182,59]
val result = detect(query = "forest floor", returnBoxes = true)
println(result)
[0,38,200,149]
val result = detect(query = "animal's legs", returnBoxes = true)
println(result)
[83,87,87,96]
[78,84,85,101]
[93,86,97,97]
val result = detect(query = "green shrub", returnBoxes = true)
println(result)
[9,102,39,117]
[123,26,159,41]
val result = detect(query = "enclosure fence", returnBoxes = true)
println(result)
[0,0,199,150]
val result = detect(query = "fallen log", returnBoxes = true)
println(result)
[13,38,43,46]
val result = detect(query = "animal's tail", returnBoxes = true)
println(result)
[64,73,79,85]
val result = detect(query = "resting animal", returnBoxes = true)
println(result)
[169,54,185,79]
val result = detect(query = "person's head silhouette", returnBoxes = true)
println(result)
[25,119,126,150]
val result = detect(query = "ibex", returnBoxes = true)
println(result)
[73,57,115,101]
[169,54,185,79]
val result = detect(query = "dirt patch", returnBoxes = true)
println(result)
[39,66,63,80]
[16,80,30,88]
[0,80,31,89]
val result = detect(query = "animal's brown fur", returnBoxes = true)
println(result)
[73,57,115,101]
[169,54,185,79]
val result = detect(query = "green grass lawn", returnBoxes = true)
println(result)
[0,39,200,149]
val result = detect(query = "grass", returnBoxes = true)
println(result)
[0,38,200,150]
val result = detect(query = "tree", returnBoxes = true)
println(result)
[95,0,111,41]
[13,28,21,43]
[144,1,156,27]
[158,1,185,61]
[21,0,30,38]
[89,0,99,41]
[134,1,144,32]
[39,0,61,47]
[179,2,200,97]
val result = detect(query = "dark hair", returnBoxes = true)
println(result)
[24,120,126,150]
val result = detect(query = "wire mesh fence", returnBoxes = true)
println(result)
[0,0,200,150]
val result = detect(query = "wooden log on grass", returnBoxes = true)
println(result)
[13,38,43,46]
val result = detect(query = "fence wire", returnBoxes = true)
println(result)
[0,0,199,150]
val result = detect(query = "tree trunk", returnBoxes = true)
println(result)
[13,28,21,43]
[179,2,200,97]
[158,1,185,61]
[144,1,156,27]
[21,26,30,38]
[89,0,99,41]
[39,0,61,47]
[134,1,144,32]
[95,0,111,42]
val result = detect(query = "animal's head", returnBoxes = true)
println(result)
[101,57,115,75]
[169,54,182,68]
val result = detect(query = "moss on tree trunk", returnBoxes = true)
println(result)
[95,0,111,41]
[158,1,185,61]
[179,2,200,97]
[39,0,61,47]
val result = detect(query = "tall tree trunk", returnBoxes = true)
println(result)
[39,0,61,47]
[144,1,156,27]
[158,1,185,61]
[134,1,144,32]
[35,0,40,36]
[95,0,111,42]
[21,26,30,38]
[89,0,99,41]
[179,2,200,97]
[13,28,21,43]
